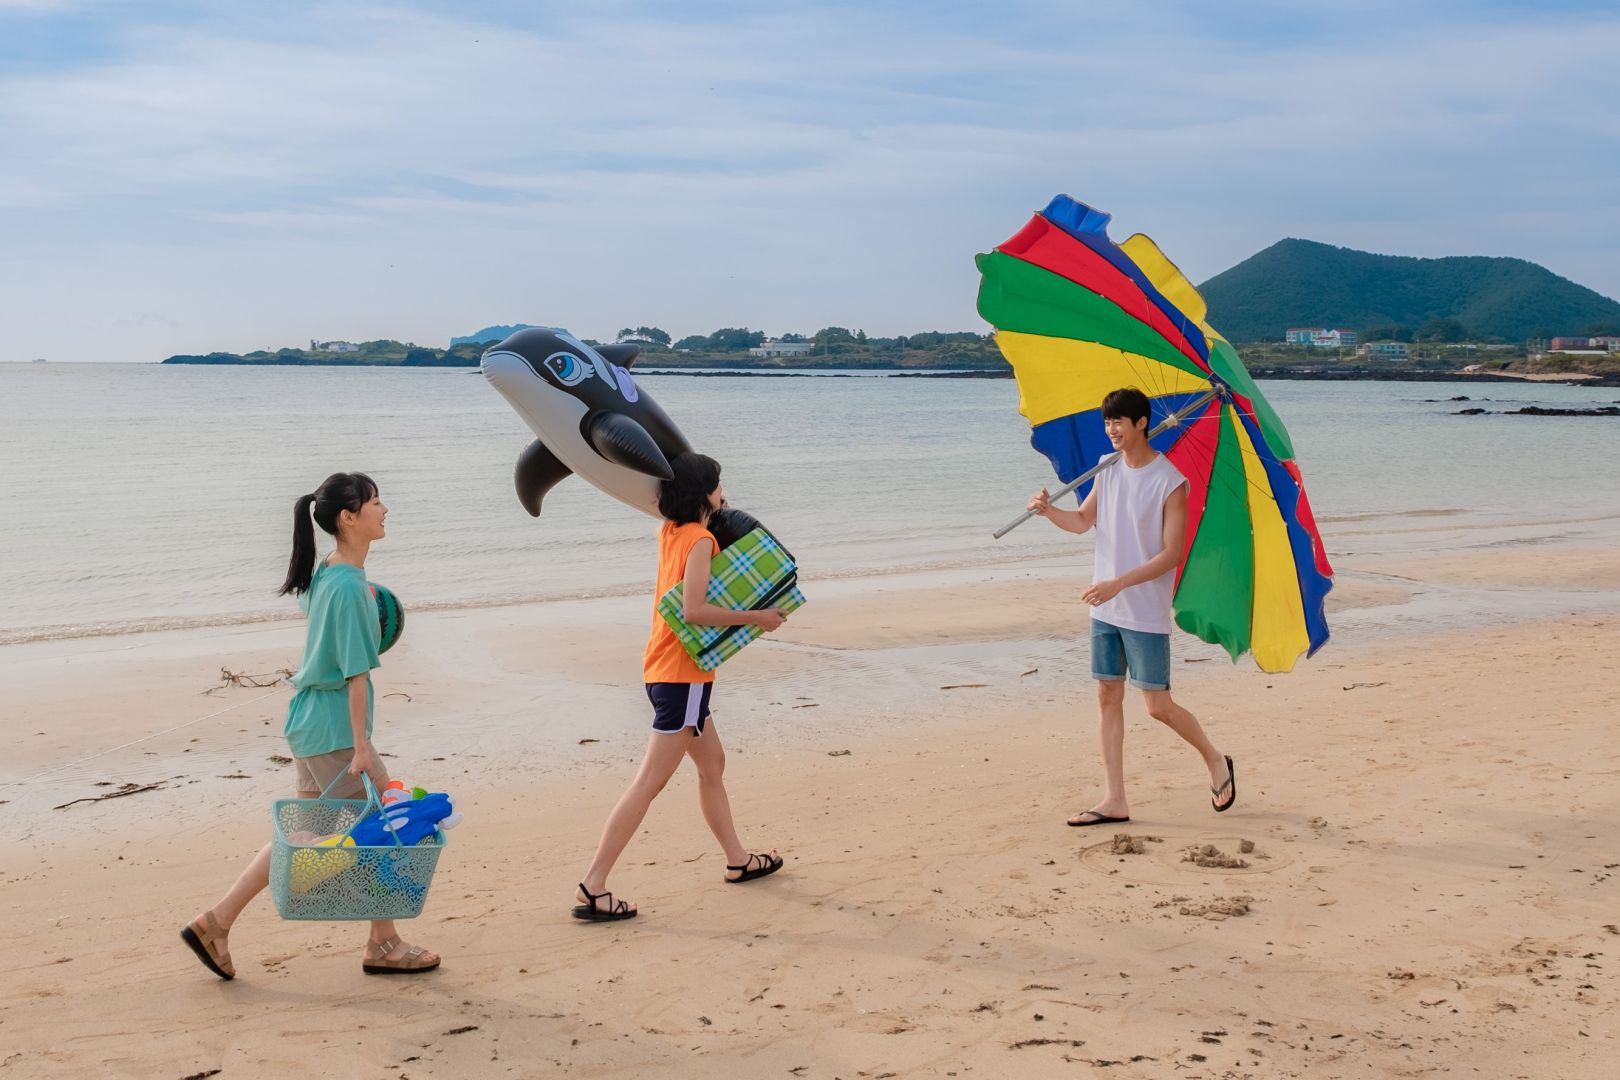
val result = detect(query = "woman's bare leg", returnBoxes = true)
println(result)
[683,718,756,875]
[197,841,272,931]
[577,731,690,910]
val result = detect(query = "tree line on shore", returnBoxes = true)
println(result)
[163,327,1006,368]
[161,319,1620,370]
[1357,317,1619,344]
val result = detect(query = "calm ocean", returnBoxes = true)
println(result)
[2,363,1617,644]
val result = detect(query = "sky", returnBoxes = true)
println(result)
[2,0,1617,361]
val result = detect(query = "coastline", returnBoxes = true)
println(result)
[147,356,1620,385]
[2,534,1617,1077]
[645,365,1620,386]
[1246,365,1620,386]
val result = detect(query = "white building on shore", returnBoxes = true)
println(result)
[748,339,815,358]
[1286,328,1358,348]
[309,339,360,353]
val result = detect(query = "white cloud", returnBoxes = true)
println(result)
[1,2,1617,359]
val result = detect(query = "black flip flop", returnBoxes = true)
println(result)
[1066,811,1131,827]
[573,882,637,921]
[726,852,784,883]
[1212,755,1236,813]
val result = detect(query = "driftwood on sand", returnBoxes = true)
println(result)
[201,668,291,696]
[53,781,167,810]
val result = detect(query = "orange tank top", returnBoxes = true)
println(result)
[642,520,717,684]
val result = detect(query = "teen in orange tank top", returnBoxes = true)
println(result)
[572,453,789,922]
[642,519,718,683]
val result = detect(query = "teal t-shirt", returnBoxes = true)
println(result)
[284,559,380,759]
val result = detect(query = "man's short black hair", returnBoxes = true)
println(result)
[1100,387,1151,427]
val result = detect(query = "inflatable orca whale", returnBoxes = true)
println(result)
[481,327,693,518]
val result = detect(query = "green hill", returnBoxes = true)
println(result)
[1199,239,1620,343]
[449,324,539,347]
[163,340,484,366]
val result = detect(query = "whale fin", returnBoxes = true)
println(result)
[515,438,574,517]
[595,344,641,368]
[583,411,674,480]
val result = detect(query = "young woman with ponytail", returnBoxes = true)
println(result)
[572,453,788,922]
[180,472,440,979]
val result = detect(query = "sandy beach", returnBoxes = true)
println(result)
[8,0,1620,1074]
[3,525,1617,1080]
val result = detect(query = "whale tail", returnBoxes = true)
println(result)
[515,438,574,517]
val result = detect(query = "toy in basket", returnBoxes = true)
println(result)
[657,508,806,672]
[270,772,457,920]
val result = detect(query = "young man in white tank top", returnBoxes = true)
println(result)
[1028,388,1236,826]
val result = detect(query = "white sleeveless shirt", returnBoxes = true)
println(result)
[1089,451,1189,634]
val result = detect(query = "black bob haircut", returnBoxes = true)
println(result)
[1100,387,1152,427]
[657,453,722,525]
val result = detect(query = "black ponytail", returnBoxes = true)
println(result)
[279,472,379,595]
[280,493,319,596]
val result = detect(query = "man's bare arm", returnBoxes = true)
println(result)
[1029,485,1099,535]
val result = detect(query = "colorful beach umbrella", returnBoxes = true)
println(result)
[977,195,1333,673]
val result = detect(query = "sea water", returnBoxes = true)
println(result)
[2,362,1617,644]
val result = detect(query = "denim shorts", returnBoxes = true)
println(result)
[1090,617,1171,691]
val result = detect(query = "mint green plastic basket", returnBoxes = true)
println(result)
[269,771,445,921]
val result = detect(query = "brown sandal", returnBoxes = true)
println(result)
[179,911,235,980]
[362,935,440,975]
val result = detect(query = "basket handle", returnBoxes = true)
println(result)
[313,766,406,848]
[356,773,406,849]
[313,765,363,803]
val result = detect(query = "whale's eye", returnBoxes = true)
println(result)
[544,351,590,386]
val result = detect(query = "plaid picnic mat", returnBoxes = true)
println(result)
[658,526,806,672]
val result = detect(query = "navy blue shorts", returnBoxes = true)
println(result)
[647,682,712,736]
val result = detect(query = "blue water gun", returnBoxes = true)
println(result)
[352,790,461,846]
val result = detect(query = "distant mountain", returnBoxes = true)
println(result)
[1199,239,1620,342]
[449,324,539,347]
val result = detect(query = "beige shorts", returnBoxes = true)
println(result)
[293,749,367,799]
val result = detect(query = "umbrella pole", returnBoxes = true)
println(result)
[992,389,1219,539]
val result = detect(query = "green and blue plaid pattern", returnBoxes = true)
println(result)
[658,527,806,672]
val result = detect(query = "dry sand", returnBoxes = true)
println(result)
[2,542,1617,1079]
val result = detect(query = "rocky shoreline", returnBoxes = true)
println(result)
[1247,366,1620,387]
[643,366,1620,387]
[1456,404,1620,416]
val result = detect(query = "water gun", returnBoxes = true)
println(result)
[351,781,462,846]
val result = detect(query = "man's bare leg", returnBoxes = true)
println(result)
[1141,689,1230,798]
[1069,679,1130,824]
